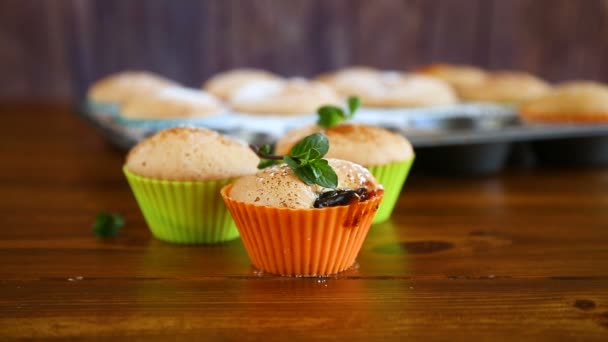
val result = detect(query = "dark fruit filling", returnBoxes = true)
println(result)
[314,188,369,208]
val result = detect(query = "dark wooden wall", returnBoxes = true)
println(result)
[1,0,608,101]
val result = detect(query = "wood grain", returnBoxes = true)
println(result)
[1,103,608,339]
[1,0,608,100]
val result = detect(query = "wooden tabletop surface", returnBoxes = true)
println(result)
[1,103,608,340]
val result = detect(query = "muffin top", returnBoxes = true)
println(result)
[229,78,342,115]
[203,68,282,100]
[229,159,381,209]
[520,81,608,122]
[121,86,224,119]
[319,69,457,107]
[87,71,177,104]
[126,127,259,181]
[275,124,413,166]
[316,66,381,97]
[458,71,551,103]
[416,63,487,92]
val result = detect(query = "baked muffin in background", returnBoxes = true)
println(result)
[416,63,488,95]
[87,71,178,116]
[318,68,458,107]
[120,86,224,120]
[229,78,342,115]
[520,81,608,123]
[316,66,381,97]
[276,124,414,223]
[124,127,259,244]
[222,158,384,276]
[458,71,551,104]
[203,68,282,100]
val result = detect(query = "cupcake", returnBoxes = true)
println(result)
[275,124,413,224]
[317,68,457,107]
[120,86,224,120]
[229,78,342,115]
[203,68,282,100]
[416,63,487,96]
[520,81,608,123]
[221,158,384,276]
[458,71,551,104]
[124,126,259,244]
[87,71,178,118]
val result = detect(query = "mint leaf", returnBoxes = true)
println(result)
[317,106,345,128]
[252,144,282,169]
[292,165,317,185]
[284,155,303,169]
[347,96,360,118]
[309,159,338,188]
[290,132,329,160]
[93,212,124,238]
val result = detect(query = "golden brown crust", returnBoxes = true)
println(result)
[275,124,414,166]
[317,68,457,107]
[121,87,223,119]
[203,68,282,100]
[125,127,259,181]
[458,71,551,103]
[416,63,488,93]
[229,78,341,115]
[520,81,608,123]
[87,71,178,104]
[229,159,381,209]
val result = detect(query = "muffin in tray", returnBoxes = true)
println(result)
[276,124,413,224]
[221,158,384,276]
[458,71,551,104]
[124,127,259,244]
[86,71,178,118]
[117,86,225,133]
[203,68,282,100]
[520,81,608,123]
[229,78,342,115]
[416,63,487,96]
[317,68,457,108]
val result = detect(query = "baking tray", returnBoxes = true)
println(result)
[78,102,608,175]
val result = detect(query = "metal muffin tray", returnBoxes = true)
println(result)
[78,102,608,175]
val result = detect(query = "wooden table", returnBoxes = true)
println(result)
[1,103,608,340]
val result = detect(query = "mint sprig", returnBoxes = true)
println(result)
[317,96,360,128]
[93,212,125,238]
[250,133,338,189]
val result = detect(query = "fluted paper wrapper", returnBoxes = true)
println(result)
[221,185,384,276]
[124,167,239,244]
[367,157,414,224]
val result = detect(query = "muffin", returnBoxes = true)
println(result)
[124,127,259,244]
[276,124,414,223]
[318,68,457,107]
[203,68,282,100]
[121,86,224,120]
[221,159,384,276]
[229,78,342,115]
[87,71,178,117]
[520,81,608,123]
[416,63,487,96]
[458,71,551,104]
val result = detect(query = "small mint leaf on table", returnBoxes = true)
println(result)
[93,212,124,238]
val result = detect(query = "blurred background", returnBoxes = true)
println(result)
[1,0,608,102]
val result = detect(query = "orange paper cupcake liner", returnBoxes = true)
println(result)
[221,185,384,277]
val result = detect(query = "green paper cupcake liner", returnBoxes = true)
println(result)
[367,157,414,224]
[123,167,239,244]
